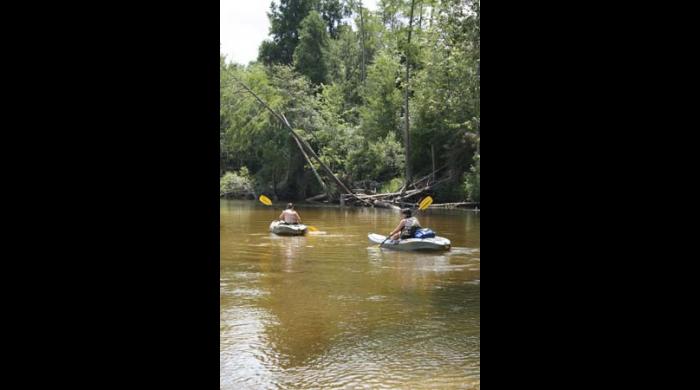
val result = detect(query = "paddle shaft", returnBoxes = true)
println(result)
[379,235,391,247]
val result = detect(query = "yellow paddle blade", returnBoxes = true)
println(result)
[418,196,433,210]
[307,226,318,232]
[258,195,272,206]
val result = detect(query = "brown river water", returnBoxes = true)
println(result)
[220,199,480,389]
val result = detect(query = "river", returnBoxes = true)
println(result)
[220,199,480,389]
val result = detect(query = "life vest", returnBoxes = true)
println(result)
[401,217,421,237]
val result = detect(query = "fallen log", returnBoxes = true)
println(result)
[353,188,425,200]
[373,200,401,210]
[428,202,480,209]
[353,192,400,199]
[397,189,429,201]
[305,193,327,202]
[220,191,254,199]
[394,201,419,208]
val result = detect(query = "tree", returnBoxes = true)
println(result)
[360,52,403,140]
[226,0,480,201]
[293,11,331,85]
[377,0,402,31]
[411,0,479,199]
[259,0,318,65]
[319,0,348,39]
[402,0,417,190]
[326,25,362,120]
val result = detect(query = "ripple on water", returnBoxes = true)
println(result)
[275,328,480,389]
[222,288,269,299]
[448,247,480,256]
[220,306,282,389]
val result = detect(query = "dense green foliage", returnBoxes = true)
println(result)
[464,152,480,202]
[223,0,480,202]
[220,167,253,197]
[293,11,331,84]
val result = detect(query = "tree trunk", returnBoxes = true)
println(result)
[429,4,434,28]
[402,0,417,195]
[272,171,278,200]
[431,144,436,182]
[359,1,366,82]
[418,1,423,29]
[292,133,327,192]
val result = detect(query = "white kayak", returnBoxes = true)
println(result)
[368,233,451,251]
[270,221,307,236]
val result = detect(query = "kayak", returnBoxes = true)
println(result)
[368,233,451,251]
[270,220,307,236]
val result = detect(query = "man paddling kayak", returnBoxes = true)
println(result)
[278,203,302,224]
[388,208,421,242]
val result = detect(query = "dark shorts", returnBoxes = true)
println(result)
[401,226,419,239]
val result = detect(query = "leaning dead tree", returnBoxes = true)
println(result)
[283,113,326,194]
[232,77,372,206]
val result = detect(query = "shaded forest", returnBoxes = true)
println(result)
[221,0,479,205]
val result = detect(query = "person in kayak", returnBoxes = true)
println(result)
[278,203,302,224]
[388,208,421,241]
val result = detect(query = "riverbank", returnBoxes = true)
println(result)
[219,196,480,212]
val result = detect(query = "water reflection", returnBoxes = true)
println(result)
[269,234,306,271]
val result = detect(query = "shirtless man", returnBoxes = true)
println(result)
[278,203,302,224]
